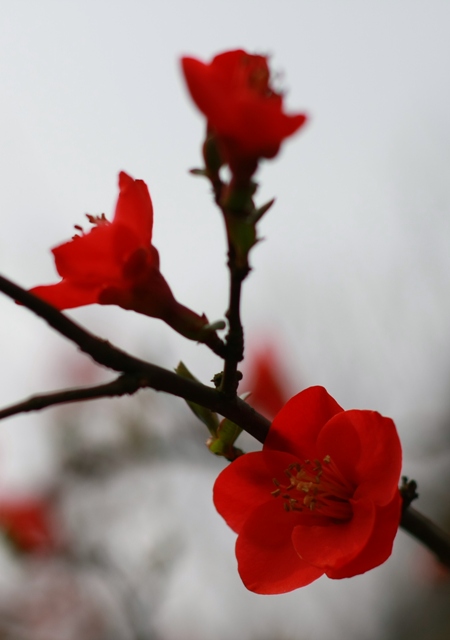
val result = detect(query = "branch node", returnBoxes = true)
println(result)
[400,476,419,510]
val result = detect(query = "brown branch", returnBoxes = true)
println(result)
[0,274,270,442]
[220,261,247,397]
[1,273,450,571]
[0,375,144,421]
[401,506,450,568]
[217,188,257,396]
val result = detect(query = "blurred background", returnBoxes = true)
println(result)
[0,1,449,638]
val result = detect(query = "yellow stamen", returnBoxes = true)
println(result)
[271,455,354,520]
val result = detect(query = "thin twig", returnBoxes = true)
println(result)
[0,375,144,421]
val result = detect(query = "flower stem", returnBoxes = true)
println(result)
[220,257,248,397]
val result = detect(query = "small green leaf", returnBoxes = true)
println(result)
[176,362,220,436]
[250,198,276,224]
[189,168,208,177]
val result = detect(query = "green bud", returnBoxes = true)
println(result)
[206,417,245,461]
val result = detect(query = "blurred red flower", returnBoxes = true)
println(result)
[181,50,307,177]
[214,386,402,594]
[30,172,221,346]
[242,345,291,421]
[0,498,56,554]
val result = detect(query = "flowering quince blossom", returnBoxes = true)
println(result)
[243,344,291,420]
[30,172,222,346]
[213,386,402,594]
[181,49,307,178]
[0,498,56,554]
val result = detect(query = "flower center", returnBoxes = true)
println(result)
[241,55,274,98]
[271,456,354,521]
[72,213,110,238]
[86,213,109,227]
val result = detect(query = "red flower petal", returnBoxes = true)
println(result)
[266,386,343,459]
[220,99,305,160]
[326,492,401,579]
[181,56,226,123]
[213,450,299,533]
[30,280,99,309]
[113,172,153,246]
[52,225,121,282]
[291,499,376,571]
[317,409,402,505]
[236,500,324,594]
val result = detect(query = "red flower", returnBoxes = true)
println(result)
[0,498,56,554]
[31,172,222,347]
[242,344,292,421]
[213,386,402,594]
[181,50,307,177]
